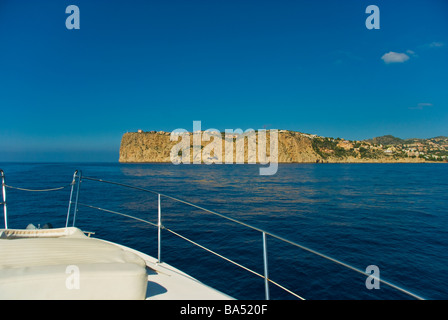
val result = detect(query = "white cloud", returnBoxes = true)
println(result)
[428,41,444,48]
[405,50,419,59]
[381,51,410,64]
[409,103,433,110]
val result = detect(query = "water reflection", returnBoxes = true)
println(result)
[1,162,447,299]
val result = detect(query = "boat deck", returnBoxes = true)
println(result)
[105,240,233,300]
[0,227,233,300]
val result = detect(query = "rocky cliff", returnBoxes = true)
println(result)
[119,130,431,163]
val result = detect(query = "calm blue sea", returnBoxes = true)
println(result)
[1,162,447,300]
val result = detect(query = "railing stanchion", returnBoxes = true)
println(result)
[66,170,78,228]
[158,193,162,263]
[1,170,8,229]
[263,232,270,300]
[72,170,82,227]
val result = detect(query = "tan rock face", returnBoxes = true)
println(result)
[119,131,427,163]
[119,131,322,163]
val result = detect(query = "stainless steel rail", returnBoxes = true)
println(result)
[73,173,425,301]
[0,169,425,300]
[1,169,74,229]
[1,170,7,229]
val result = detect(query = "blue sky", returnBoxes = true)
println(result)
[0,0,447,162]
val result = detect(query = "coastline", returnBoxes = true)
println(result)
[118,160,445,164]
[119,131,448,164]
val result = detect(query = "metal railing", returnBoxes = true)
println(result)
[1,170,7,229]
[68,170,424,300]
[1,169,425,300]
[70,171,302,300]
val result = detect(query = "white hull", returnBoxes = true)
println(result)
[0,227,233,300]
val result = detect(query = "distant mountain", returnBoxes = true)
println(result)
[364,135,448,146]
[364,135,405,145]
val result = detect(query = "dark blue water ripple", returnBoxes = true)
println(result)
[1,162,447,300]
